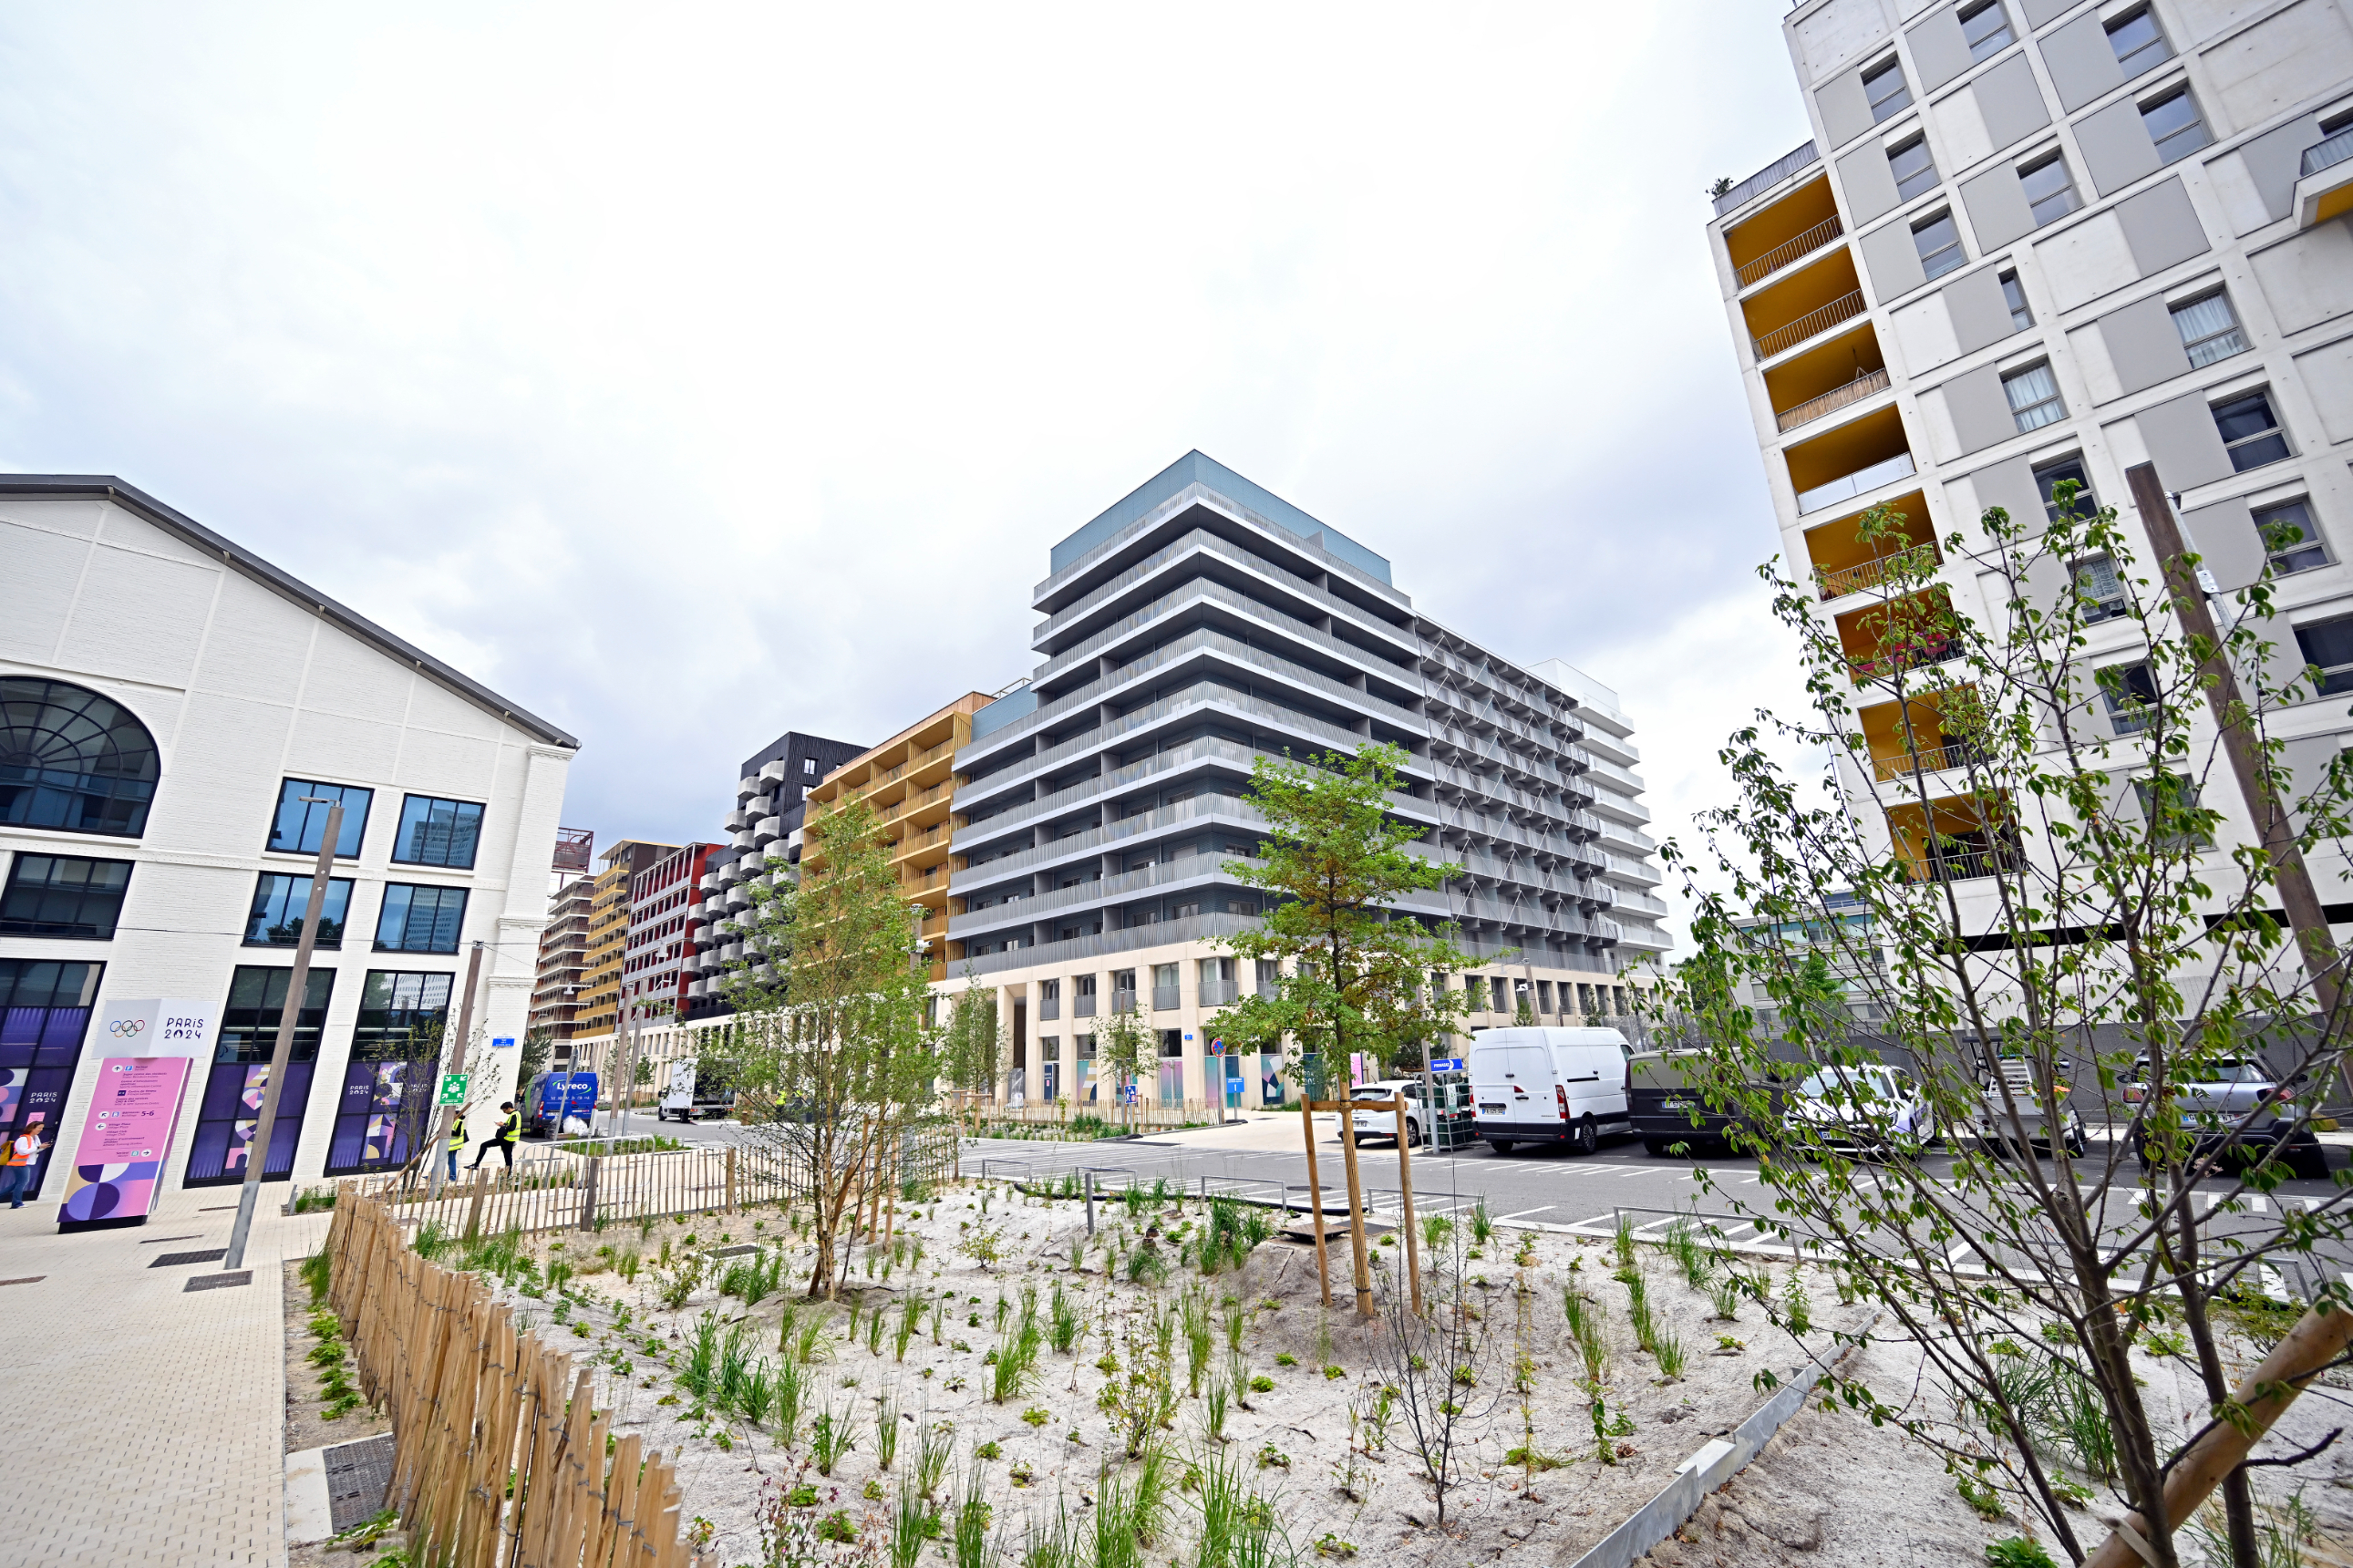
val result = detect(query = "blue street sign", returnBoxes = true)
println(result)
[490,1037,516,1049]
[1429,1057,1464,1072]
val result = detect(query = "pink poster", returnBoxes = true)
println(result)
[58,1057,192,1230]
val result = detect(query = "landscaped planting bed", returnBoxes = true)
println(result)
[421,1178,1876,1565]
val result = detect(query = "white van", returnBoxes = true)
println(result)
[1469,1027,1634,1155]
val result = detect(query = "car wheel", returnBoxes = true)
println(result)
[1488,1139,1515,1156]
[1643,1139,1671,1159]
[1571,1119,1598,1156]
[2292,1148,2331,1181]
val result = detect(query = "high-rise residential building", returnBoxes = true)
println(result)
[942,451,1672,1109]
[799,694,997,981]
[623,841,718,1023]
[0,475,574,1196]
[1707,0,2353,894]
[682,730,866,1016]
[573,838,674,1044]
[529,873,593,1045]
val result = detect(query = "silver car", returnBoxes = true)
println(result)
[2126,1057,2327,1180]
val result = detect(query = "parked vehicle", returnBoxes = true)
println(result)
[2124,1056,2328,1180]
[1972,1055,2085,1158]
[1628,1050,1778,1156]
[1469,1027,1632,1155]
[523,1070,600,1138]
[658,1058,738,1123]
[1786,1063,1938,1157]
[1347,1075,1473,1147]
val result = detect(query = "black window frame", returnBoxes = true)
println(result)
[243,871,356,948]
[2213,389,2291,473]
[390,793,486,870]
[265,779,373,860]
[2140,84,2211,164]
[1889,135,1938,201]
[2100,661,2161,735]
[2035,455,2097,521]
[0,678,160,839]
[2295,617,2353,696]
[2105,6,2172,77]
[2255,498,2329,576]
[1863,57,1912,123]
[0,853,133,940]
[374,882,470,954]
[1912,210,1966,279]
[1959,0,2015,62]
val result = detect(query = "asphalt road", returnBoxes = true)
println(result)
[953,1123,2353,1298]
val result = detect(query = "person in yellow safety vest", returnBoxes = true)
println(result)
[3,1120,51,1209]
[445,1116,467,1181]
[468,1101,521,1171]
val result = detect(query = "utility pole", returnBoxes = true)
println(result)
[424,940,486,1201]
[2129,463,2353,1104]
[223,799,341,1270]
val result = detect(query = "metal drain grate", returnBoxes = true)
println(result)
[184,1271,252,1291]
[325,1434,396,1532]
[150,1249,228,1267]
[709,1244,761,1257]
[139,1233,207,1244]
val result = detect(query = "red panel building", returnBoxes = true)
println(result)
[623,841,719,1025]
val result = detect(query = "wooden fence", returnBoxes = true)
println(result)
[365,1127,962,1237]
[325,1193,710,1567]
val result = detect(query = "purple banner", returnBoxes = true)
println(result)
[58,1057,192,1227]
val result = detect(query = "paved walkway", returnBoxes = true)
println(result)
[0,1181,332,1567]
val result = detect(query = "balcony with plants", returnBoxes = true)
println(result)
[1805,490,1936,601]
[1837,585,1964,685]
[1786,405,1914,515]
[1741,244,1864,364]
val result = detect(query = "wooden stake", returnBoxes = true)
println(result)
[1394,1092,1422,1316]
[1334,1097,1375,1321]
[1299,1096,1331,1308]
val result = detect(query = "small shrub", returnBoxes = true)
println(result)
[1274,1353,1296,1367]
[1248,1375,1275,1393]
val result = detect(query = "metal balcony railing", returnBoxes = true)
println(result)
[1199,980,1241,1006]
[1753,290,1866,360]
[1850,633,1962,681]
[1074,993,1097,1017]
[1777,367,1892,433]
[1815,543,1936,600]
[1912,843,2020,883]
[1713,140,1820,217]
[2302,128,2353,178]
[1872,741,1983,781]
[1735,215,1846,287]
[1111,989,1137,1014]
[1798,451,1915,515]
[1152,985,1181,1011]
[1039,997,1060,1020]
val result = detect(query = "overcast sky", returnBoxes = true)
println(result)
[0,5,1827,941]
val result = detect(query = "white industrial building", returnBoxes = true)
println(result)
[0,477,575,1202]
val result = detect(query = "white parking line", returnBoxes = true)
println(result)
[1948,1241,1974,1263]
[1498,1207,1556,1222]
[1633,1216,1681,1234]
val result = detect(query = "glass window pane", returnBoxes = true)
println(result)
[0,677,160,838]
[2141,92,2209,162]
[2018,158,2079,225]
[2171,294,2245,369]
[0,855,132,940]
[2001,273,2032,330]
[243,872,354,947]
[1914,214,1963,278]
[1890,139,1936,201]
[1866,60,1912,120]
[2005,364,2065,431]
[1962,3,2014,60]
[393,795,484,869]
[2107,11,2171,76]
[2256,500,2327,574]
[2297,619,2353,694]
[268,779,373,858]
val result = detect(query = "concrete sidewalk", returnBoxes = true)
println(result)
[0,1181,333,1567]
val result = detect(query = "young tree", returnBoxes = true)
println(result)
[1660,484,2353,1566]
[938,968,1006,1135]
[721,795,936,1299]
[1216,743,1477,1088]
[1094,1000,1154,1129]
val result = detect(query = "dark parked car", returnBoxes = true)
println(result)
[1628,1051,1779,1157]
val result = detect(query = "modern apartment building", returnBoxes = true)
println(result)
[573,838,673,1042]
[528,873,593,1045]
[0,476,574,1195]
[799,694,996,981]
[680,729,866,1017]
[623,841,717,1022]
[1707,0,2353,914]
[940,451,1672,1109]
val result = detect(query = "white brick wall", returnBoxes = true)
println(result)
[1,490,575,1191]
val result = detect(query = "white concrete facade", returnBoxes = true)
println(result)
[1,480,576,1198]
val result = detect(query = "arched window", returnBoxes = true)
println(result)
[0,678,160,837]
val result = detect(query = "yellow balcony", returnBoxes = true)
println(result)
[1859,689,1984,780]
[1836,586,1963,684]
[1886,792,2019,884]
[1767,324,1888,434]
[1804,490,1935,600]
[1743,248,1863,361]
[1786,406,1914,516]
[1725,175,1842,290]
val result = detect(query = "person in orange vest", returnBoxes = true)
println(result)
[2,1120,51,1209]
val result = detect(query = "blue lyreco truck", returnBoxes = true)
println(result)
[522,1070,599,1138]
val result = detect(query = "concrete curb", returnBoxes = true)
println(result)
[1567,1311,1883,1568]
[284,1446,335,1545]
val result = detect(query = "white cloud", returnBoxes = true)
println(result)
[0,2,1819,938]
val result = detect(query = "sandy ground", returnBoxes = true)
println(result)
[456,1179,1878,1566]
[282,1257,392,1459]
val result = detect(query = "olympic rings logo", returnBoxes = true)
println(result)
[109,1019,147,1037]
